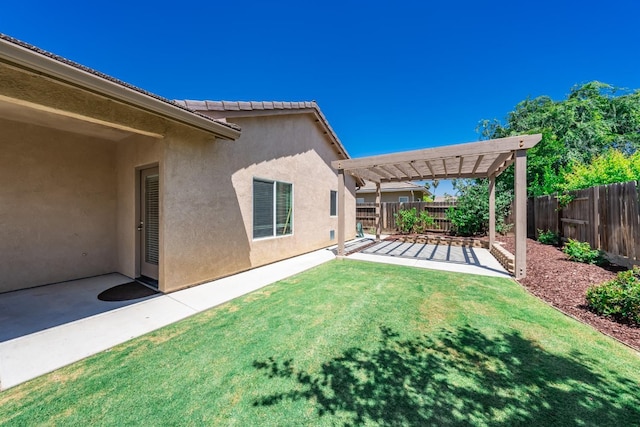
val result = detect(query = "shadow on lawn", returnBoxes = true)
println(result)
[253,325,640,426]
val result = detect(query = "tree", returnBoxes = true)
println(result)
[478,81,640,196]
[446,179,512,236]
[561,149,640,191]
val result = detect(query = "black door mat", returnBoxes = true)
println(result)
[98,282,159,302]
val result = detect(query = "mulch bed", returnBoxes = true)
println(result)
[498,236,640,352]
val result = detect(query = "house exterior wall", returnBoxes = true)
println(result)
[357,190,423,203]
[159,113,356,292]
[115,135,162,280]
[0,118,118,292]
[1,61,355,294]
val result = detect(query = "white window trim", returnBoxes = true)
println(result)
[252,177,294,241]
[398,196,409,203]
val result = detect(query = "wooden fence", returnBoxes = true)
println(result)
[530,181,640,267]
[356,201,456,233]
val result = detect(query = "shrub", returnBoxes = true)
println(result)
[414,210,436,233]
[395,208,418,234]
[562,239,606,265]
[537,229,559,246]
[446,179,513,237]
[586,267,640,325]
[394,208,435,234]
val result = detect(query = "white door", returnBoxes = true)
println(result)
[139,167,159,284]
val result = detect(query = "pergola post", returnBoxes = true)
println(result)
[337,168,345,256]
[375,182,382,241]
[514,149,527,279]
[330,134,540,277]
[488,174,496,248]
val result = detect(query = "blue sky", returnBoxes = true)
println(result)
[3,1,640,196]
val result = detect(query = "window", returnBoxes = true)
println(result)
[330,190,338,216]
[253,178,293,239]
[356,197,365,204]
[398,196,409,203]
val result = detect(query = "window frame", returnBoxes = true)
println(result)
[252,178,294,240]
[398,196,409,203]
[330,190,338,217]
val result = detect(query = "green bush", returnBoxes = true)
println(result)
[537,229,559,246]
[415,210,436,233]
[446,179,513,237]
[394,208,435,234]
[586,267,640,325]
[394,208,418,234]
[562,239,606,265]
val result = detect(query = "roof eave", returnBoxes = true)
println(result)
[0,38,241,140]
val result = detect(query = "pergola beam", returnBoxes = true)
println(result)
[333,134,542,279]
[408,162,424,179]
[371,166,394,180]
[424,160,436,177]
[394,163,413,178]
[380,165,402,180]
[359,172,504,183]
[472,154,484,174]
[487,152,513,176]
[331,134,541,171]
[352,168,386,183]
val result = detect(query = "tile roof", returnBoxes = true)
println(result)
[0,33,240,135]
[175,100,350,160]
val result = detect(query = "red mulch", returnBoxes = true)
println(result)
[498,236,640,351]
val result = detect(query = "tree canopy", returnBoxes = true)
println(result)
[478,81,640,196]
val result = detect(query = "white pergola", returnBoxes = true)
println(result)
[332,134,542,279]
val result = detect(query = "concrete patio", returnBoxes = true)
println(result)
[348,238,509,278]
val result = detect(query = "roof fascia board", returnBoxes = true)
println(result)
[0,39,240,140]
[0,94,164,139]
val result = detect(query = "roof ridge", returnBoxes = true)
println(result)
[178,100,317,111]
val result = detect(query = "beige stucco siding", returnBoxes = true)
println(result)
[160,113,356,292]
[0,118,117,292]
[231,115,356,270]
[2,59,355,293]
[115,135,162,280]
[160,128,251,292]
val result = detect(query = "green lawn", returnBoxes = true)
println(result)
[2,260,640,426]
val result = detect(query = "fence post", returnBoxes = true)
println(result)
[556,193,563,242]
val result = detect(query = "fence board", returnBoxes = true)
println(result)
[531,181,639,268]
[355,201,456,233]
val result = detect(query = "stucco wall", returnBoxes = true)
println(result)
[160,113,356,292]
[230,115,357,269]
[115,135,162,280]
[0,118,117,292]
[160,127,250,292]
[357,191,423,203]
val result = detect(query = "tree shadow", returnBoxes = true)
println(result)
[253,325,640,426]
